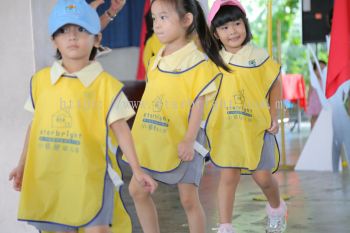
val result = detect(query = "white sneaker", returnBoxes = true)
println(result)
[265,201,287,233]
[217,224,235,233]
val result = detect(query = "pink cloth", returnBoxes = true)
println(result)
[208,0,246,24]
[307,87,322,116]
[282,74,307,111]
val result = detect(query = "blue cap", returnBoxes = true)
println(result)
[48,0,101,35]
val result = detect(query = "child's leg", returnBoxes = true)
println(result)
[129,175,160,233]
[84,225,110,233]
[178,183,206,233]
[253,170,287,232]
[217,168,241,224]
[252,170,280,207]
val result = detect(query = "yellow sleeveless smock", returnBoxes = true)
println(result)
[206,45,281,173]
[128,48,222,172]
[18,68,132,232]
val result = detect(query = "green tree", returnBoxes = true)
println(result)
[248,0,313,75]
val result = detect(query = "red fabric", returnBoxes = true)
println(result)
[136,0,150,80]
[326,0,350,98]
[282,74,307,110]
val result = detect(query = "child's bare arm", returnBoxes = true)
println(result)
[110,120,157,193]
[267,76,282,134]
[9,123,31,191]
[95,0,126,31]
[178,96,205,161]
[90,0,105,9]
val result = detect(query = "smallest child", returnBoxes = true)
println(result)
[9,1,157,232]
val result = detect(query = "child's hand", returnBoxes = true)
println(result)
[110,0,126,14]
[134,170,158,194]
[9,165,24,191]
[178,139,195,161]
[267,117,279,134]
[90,0,105,9]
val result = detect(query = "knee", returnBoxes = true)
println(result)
[220,176,239,187]
[254,176,274,190]
[180,195,197,211]
[220,170,240,187]
[128,178,149,201]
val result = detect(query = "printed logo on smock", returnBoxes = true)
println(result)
[141,95,170,133]
[39,98,81,154]
[153,95,164,112]
[233,89,245,105]
[226,89,253,121]
[52,100,73,129]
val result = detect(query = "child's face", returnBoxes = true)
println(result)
[151,1,190,46]
[215,19,246,54]
[53,24,100,62]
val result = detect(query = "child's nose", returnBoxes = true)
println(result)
[68,30,78,40]
[153,19,160,29]
[230,27,237,34]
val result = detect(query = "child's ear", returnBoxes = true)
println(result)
[182,13,193,28]
[213,31,219,40]
[94,33,102,48]
[51,37,58,49]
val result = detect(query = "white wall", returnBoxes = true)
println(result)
[0,0,37,232]
[31,0,56,69]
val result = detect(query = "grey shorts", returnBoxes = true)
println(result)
[255,132,276,170]
[145,129,206,187]
[28,175,115,232]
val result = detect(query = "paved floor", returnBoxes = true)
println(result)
[123,164,350,233]
[1,122,350,233]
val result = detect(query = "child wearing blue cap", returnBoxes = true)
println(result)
[8,0,157,232]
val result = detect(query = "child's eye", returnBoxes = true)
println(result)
[235,21,241,26]
[58,27,69,34]
[160,15,167,20]
[78,27,88,33]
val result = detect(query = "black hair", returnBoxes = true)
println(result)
[53,48,98,61]
[52,27,98,61]
[145,8,154,44]
[210,5,252,49]
[312,60,327,71]
[151,0,230,72]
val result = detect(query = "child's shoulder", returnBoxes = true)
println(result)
[34,67,51,76]
[98,71,124,87]
[241,44,270,67]
[31,67,52,83]
[183,49,209,68]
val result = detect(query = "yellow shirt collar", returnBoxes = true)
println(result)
[220,43,269,67]
[50,61,103,87]
[151,41,206,72]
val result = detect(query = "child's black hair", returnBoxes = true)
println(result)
[210,5,253,49]
[145,8,154,45]
[52,27,98,61]
[151,0,230,72]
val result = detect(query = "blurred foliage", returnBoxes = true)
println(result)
[247,0,328,82]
